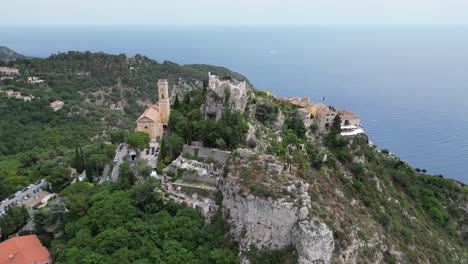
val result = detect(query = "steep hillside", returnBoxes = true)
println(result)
[0,46,25,62]
[219,91,467,263]
[0,51,246,199]
[8,52,247,118]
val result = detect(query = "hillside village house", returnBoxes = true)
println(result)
[315,107,337,131]
[298,108,313,123]
[50,100,64,111]
[5,90,22,99]
[27,76,45,84]
[0,76,14,81]
[275,93,364,135]
[136,79,171,143]
[23,95,34,102]
[0,234,51,264]
[337,109,360,127]
[0,66,19,75]
[337,109,364,136]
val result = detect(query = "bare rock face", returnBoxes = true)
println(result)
[221,150,335,263]
[292,221,335,264]
[200,95,225,121]
[201,78,249,121]
[222,183,299,250]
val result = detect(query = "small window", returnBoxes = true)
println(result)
[144,126,148,129]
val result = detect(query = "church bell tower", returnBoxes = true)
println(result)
[157,79,170,127]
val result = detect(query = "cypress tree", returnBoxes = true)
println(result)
[173,94,181,109]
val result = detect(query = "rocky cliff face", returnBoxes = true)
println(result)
[201,80,249,121]
[221,149,334,264]
[292,221,335,264]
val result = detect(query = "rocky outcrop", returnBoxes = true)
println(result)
[223,183,298,250]
[200,95,225,121]
[0,46,25,62]
[292,221,335,264]
[221,150,334,264]
[201,75,249,120]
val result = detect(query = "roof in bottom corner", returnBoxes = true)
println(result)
[137,105,160,122]
[0,235,50,264]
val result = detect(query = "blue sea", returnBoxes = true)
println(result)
[1,25,467,183]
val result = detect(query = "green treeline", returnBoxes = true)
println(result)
[34,180,239,264]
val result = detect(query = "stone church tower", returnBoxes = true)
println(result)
[157,79,170,126]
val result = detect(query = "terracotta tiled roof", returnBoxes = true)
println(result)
[0,235,50,264]
[137,105,160,122]
[50,100,64,107]
[316,107,335,116]
[291,99,301,106]
[337,109,360,119]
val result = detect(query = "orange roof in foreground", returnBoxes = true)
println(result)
[137,105,160,122]
[0,235,50,264]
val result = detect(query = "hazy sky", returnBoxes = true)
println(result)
[1,0,468,25]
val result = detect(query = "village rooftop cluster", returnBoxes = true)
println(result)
[272,93,364,136]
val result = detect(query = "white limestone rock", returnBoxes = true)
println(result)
[222,175,334,264]
[292,221,335,264]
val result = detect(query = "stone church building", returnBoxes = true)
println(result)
[136,79,171,143]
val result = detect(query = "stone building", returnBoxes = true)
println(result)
[201,72,249,121]
[27,76,45,84]
[337,109,364,136]
[337,109,360,128]
[315,107,337,131]
[50,100,64,111]
[136,79,171,143]
[207,72,248,110]
[0,66,19,75]
[5,90,22,99]
[298,108,313,126]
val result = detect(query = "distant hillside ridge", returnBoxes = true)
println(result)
[0,46,25,62]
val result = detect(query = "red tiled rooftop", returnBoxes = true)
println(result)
[316,107,335,115]
[137,104,160,122]
[0,235,50,264]
[337,109,360,119]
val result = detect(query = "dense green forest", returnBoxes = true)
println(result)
[33,179,239,264]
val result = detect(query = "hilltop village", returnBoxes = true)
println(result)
[127,72,365,222]
[0,51,466,264]
[274,95,363,136]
